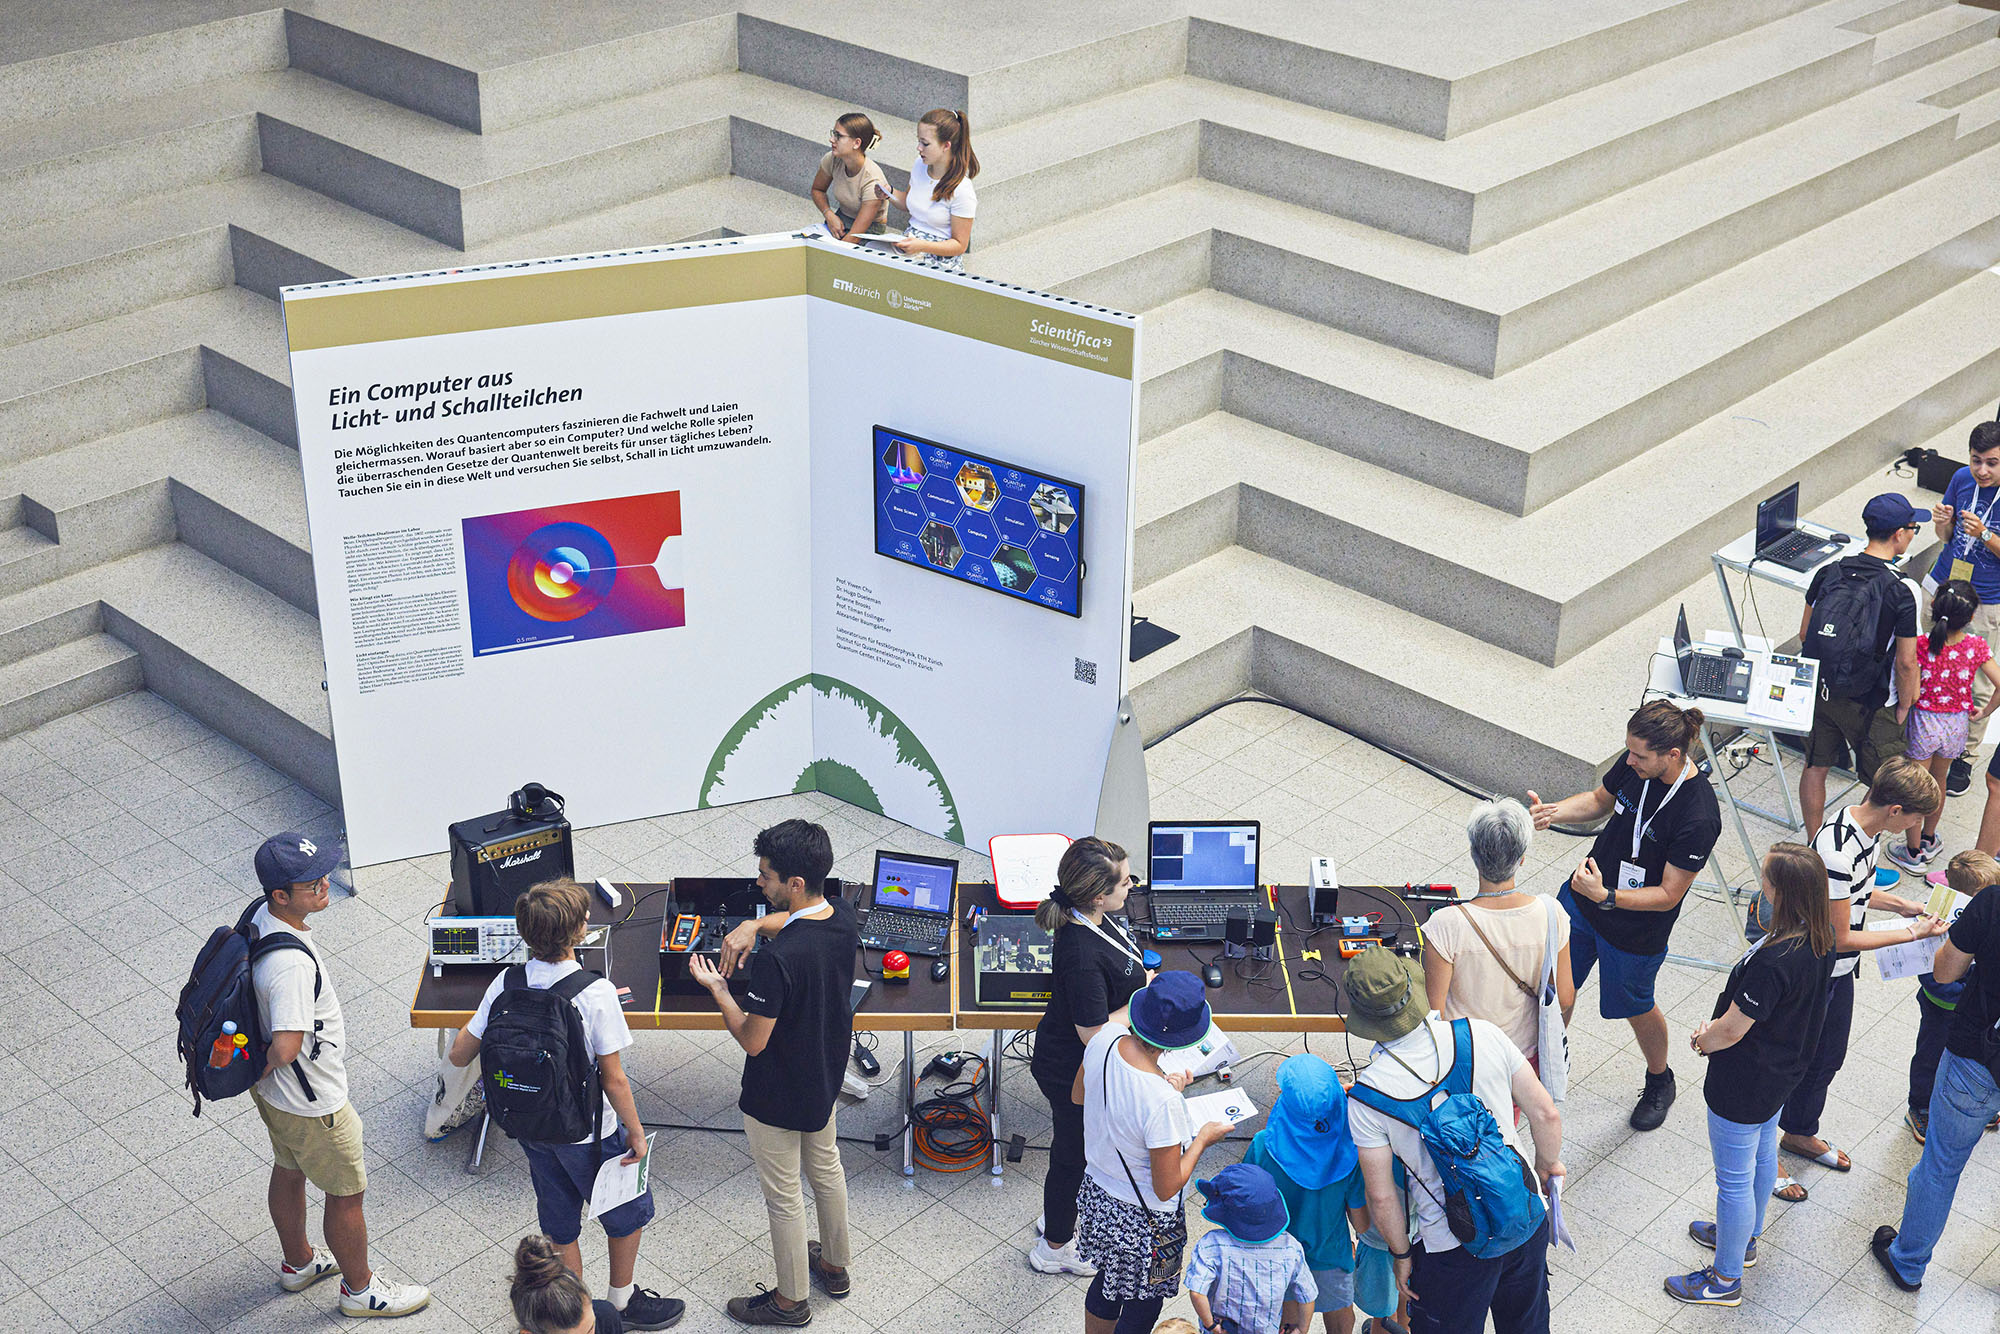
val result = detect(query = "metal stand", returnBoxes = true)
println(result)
[901,1031,916,1177]
[989,1029,1006,1176]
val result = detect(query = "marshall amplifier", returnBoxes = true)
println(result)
[448,783,574,917]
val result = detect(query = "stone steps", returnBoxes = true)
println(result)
[0,629,141,740]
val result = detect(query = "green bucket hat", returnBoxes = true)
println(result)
[1341,946,1427,1043]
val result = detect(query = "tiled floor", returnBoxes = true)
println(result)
[0,691,1994,1333]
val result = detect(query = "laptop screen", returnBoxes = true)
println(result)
[1149,822,1259,891]
[1756,483,1799,549]
[871,852,956,916]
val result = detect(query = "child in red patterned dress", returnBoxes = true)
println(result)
[1894,580,2000,873]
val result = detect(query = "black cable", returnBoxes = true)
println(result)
[614,886,672,928]
[1146,695,1602,838]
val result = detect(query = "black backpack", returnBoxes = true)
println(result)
[176,898,321,1116]
[479,967,602,1148]
[1805,558,1898,701]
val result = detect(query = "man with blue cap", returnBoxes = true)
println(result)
[1185,1162,1317,1334]
[1243,1055,1394,1334]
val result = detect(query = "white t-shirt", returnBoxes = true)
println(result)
[1813,806,1877,979]
[1082,1026,1191,1211]
[250,904,348,1116]
[469,959,630,1141]
[905,156,976,237]
[1424,898,1569,1059]
[1346,1014,1530,1254]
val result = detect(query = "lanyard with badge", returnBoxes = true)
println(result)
[1616,766,1688,898]
[1951,486,2000,584]
[1073,912,1146,975]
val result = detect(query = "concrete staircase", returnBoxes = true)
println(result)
[3,0,1999,809]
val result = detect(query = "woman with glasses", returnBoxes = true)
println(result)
[809,112,888,241]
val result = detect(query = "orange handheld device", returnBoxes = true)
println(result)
[666,914,701,951]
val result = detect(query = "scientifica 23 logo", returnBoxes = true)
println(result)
[1028,316,1114,363]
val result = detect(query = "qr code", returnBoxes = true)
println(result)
[1074,657,1097,684]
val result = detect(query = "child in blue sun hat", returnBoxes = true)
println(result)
[1242,1053,1402,1334]
[1185,1162,1317,1334]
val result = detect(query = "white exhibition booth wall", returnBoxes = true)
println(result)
[281,235,1141,865]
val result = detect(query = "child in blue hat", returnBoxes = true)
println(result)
[1186,1162,1316,1334]
[1242,1054,1397,1334]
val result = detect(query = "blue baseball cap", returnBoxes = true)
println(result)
[1128,970,1211,1050]
[1260,1054,1357,1190]
[1862,493,1928,535]
[1197,1163,1291,1244]
[255,831,344,890]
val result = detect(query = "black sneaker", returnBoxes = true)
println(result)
[1631,1068,1677,1131]
[621,1288,686,1330]
[1871,1225,1922,1292]
[806,1242,850,1299]
[726,1287,811,1326]
[1949,757,1973,796]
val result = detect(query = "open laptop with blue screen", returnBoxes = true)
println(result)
[1146,820,1261,942]
[859,850,958,956]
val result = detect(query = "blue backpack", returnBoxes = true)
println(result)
[175,897,321,1115]
[1348,1018,1547,1259]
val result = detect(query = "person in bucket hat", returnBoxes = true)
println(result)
[1186,1163,1317,1334]
[1245,1055,1402,1334]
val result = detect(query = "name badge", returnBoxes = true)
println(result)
[1952,557,1976,584]
[1617,861,1646,893]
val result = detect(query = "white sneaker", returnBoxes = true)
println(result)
[1033,1212,1045,1237]
[1028,1237,1096,1276]
[339,1278,431,1318]
[279,1247,340,1292]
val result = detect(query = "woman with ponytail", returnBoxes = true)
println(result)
[1027,836,1148,1278]
[1892,579,2000,871]
[875,108,979,271]
[511,1234,651,1333]
[809,111,888,240]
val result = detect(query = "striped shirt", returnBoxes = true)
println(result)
[1812,806,1876,979]
[1183,1228,1316,1334]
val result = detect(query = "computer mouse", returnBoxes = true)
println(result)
[1202,963,1224,989]
[1829,532,1850,544]
[1720,646,1744,659]
[929,957,949,983]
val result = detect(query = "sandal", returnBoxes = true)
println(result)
[1780,1135,1851,1171]
[1772,1176,1808,1203]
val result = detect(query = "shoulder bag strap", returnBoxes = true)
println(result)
[1102,1042,1184,1220]
[1453,904,1537,1002]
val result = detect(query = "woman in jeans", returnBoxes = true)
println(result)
[1666,843,1836,1307]
[1027,838,1149,1276]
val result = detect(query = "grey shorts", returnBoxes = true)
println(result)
[1311,1265,1354,1313]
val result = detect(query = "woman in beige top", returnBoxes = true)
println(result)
[1424,799,1575,1073]
[810,112,889,240]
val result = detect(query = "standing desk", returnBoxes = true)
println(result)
[409,880,955,1174]
[954,882,1434,1175]
[1646,634,1819,968]
[1710,522,1870,651]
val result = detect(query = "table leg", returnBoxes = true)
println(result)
[464,1110,489,1173]
[990,1029,1005,1177]
[1705,722,1761,893]
[902,1031,916,1178]
[1714,557,1746,650]
[1764,727,1801,831]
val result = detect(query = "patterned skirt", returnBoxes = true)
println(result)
[901,224,964,272]
[1076,1173,1186,1301]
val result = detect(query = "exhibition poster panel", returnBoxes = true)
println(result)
[283,242,814,863]
[794,243,1139,848]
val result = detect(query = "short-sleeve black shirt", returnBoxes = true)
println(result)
[1803,554,1920,707]
[1947,885,2000,1063]
[1573,754,1723,956]
[1704,934,1835,1124]
[738,896,860,1132]
[1031,917,1146,1085]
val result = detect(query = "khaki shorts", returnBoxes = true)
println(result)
[254,1093,368,1197]
[1804,693,1907,778]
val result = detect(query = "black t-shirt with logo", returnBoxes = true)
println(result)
[1031,917,1147,1086]
[1803,553,1919,707]
[1705,934,1835,1124]
[1947,885,2000,1063]
[1571,754,1723,956]
[739,896,860,1132]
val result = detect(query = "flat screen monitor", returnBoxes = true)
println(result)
[1147,821,1260,890]
[1755,482,1799,550]
[870,850,958,917]
[872,425,1084,617]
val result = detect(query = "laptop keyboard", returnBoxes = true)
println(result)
[1150,896,1258,929]
[1685,654,1734,697]
[864,908,947,944]
[1761,529,1825,563]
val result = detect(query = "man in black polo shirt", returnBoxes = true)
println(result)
[1530,700,1722,1131]
[691,820,857,1327]
[1874,879,2000,1291]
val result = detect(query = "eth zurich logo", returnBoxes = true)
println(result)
[887,289,902,309]
[700,674,962,842]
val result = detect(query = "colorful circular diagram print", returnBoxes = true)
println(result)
[506,521,617,621]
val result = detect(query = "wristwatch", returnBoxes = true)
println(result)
[1603,885,1619,910]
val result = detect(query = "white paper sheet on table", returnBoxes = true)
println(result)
[587,1133,654,1219]
[1184,1088,1259,1128]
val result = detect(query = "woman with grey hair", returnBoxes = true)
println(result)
[1424,800,1575,1093]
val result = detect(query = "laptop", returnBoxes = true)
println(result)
[1145,820,1262,942]
[1752,483,1844,572]
[858,850,957,957]
[1675,604,1752,703]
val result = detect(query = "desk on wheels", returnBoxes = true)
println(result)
[409,881,954,1174]
[954,882,1435,1174]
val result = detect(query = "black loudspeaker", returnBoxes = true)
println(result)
[1915,448,1959,494]
[1224,907,1252,959]
[448,783,574,917]
[1249,908,1277,961]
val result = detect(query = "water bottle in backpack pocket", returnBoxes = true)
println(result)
[175,898,321,1114]
[478,966,602,1145]
[1348,1018,1547,1259]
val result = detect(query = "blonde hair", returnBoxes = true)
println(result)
[1869,755,1943,816]
[1034,836,1129,932]
[516,878,590,962]
[1946,849,2000,896]
[1152,1322,1200,1334]
[1762,843,1835,957]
